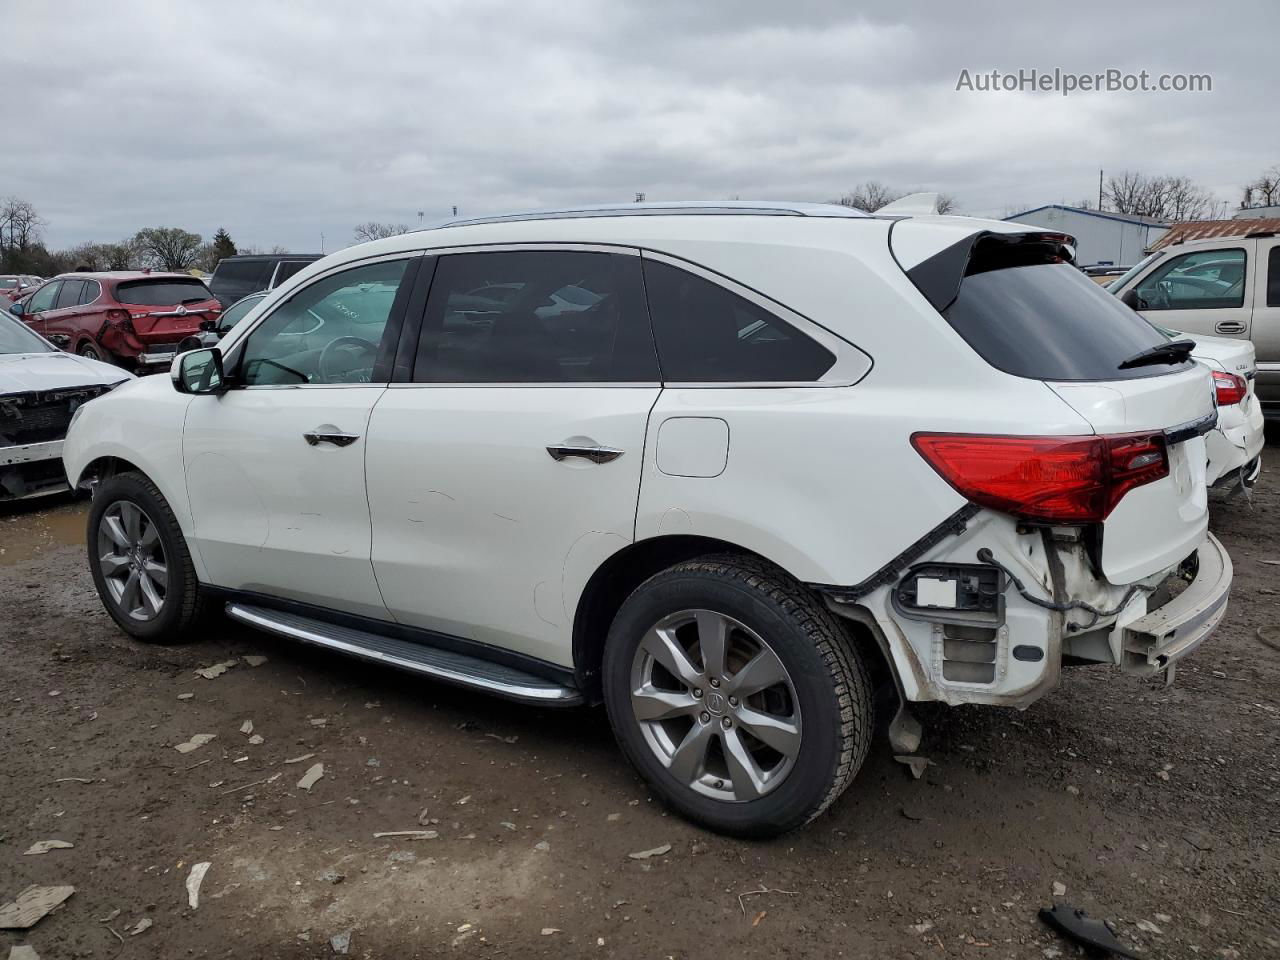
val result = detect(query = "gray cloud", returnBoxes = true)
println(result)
[3,0,1277,252]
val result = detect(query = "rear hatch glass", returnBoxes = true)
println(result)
[933,236,1191,381]
[115,279,215,306]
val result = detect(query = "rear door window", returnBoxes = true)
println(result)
[115,279,215,306]
[641,259,835,382]
[412,250,659,383]
[1267,245,1280,308]
[1133,248,1247,310]
[211,260,274,303]
[54,280,85,309]
[930,236,1185,381]
[271,261,312,288]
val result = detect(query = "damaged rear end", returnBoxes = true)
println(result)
[833,221,1232,709]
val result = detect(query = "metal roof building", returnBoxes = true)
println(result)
[1003,204,1169,267]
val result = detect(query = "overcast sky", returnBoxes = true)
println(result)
[5,0,1277,253]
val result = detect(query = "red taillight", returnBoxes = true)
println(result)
[1212,370,1247,407]
[911,432,1169,523]
[105,308,134,334]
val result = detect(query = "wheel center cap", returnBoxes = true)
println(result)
[705,690,726,716]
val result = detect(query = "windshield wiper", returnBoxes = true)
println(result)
[1118,339,1196,370]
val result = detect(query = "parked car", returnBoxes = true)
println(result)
[9,271,221,372]
[0,308,131,500]
[1106,230,1280,418]
[0,275,43,306]
[190,290,269,348]
[64,202,1231,837]
[208,254,322,309]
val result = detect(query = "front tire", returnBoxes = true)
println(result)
[602,555,872,837]
[87,471,207,643]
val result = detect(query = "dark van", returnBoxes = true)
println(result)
[208,254,323,308]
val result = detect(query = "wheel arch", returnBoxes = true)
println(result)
[570,534,893,704]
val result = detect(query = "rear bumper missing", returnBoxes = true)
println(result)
[1120,533,1232,675]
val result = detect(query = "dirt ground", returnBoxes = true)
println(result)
[2,449,1278,960]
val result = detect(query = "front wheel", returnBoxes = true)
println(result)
[87,471,207,643]
[602,555,872,837]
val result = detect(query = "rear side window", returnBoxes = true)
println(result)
[1134,248,1247,310]
[272,261,312,287]
[413,250,659,383]
[1268,246,1280,308]
[642,260,835,382]
[79,280,101,305]
[54,280,84,309]
[211,260,273,302]
[935,237,1184,381]
[115,279,214,306]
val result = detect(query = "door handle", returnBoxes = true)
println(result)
[304,431,360,447]
[546,442,624,464]
[1215,320,1246,334]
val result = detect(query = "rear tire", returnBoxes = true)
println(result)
[78,340,113,364]
[602,554,872,837]
[87,471,207,644]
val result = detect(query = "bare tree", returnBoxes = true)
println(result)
[0,197,46,251]
[1103,171,1213,221]
[831,182,904,213]
[353,222,410,243]
[1242,166,1280,209]
[133,227,204,270]
[935,193,958,215]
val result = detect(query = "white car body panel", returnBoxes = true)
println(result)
[365,385,659,666]
[1182,333,1265,485]
[0,350,128,393]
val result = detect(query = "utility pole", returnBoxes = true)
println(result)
[320,232,325,254]
[1098,169,1104,211]
[635,192,645,203]
[452,205,458,217]
[418,211,424,227]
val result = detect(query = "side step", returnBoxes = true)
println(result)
[225,603,582,706]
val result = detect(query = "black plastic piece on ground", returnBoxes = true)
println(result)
[1038,904,1144,959]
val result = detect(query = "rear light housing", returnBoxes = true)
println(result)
[911,432,1170,524]
[1212,370,1247,407]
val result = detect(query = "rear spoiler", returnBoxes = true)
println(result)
[902,230,1077,313]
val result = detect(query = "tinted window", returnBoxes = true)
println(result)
[79,280,101,305]
[0,279,16,289]
[115,278,215,306]
[240,259,409,386]
[218,293,267,332]
[1268,246,1280,308]
[413,251,658,383]
[211,259,273,304]
[27,282,60,313]
[1133,248,1246,310]
[54,280,85,309]
[945,260,1184,381]
[272,261,311,287]
[642,260,834,382]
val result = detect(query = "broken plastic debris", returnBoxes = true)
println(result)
[1135,919,1163,935]
[372,830,438,840]
[330,930,352,954]
[296,763,324,791]
[1052,881,1067,897]
[10,945,41,960]
[174,734,216,754]
[194,659,237,679]
[894,754,934,779]
[129,917,153,936]
[242,655,269,667]
[176,693,194,700]
[541,927,561,936]
[534,840,550,852]
[283,753,315,764]
[1038,904,1144,959]
[309,718,328,727]
[186,862,211,909]
[0,885,76,930]
[248,734,264,745]
[240,720,253,735]
[627,844,672,860]
[23,840,73,856]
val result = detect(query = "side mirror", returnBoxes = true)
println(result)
[1121,289,1144,310]
[171,347,224,394]
[9,301,24,316]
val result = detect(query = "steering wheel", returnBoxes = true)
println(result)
[318,336,378,382]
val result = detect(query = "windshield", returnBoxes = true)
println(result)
[0,312,55,354]
[1107,252,1162,294]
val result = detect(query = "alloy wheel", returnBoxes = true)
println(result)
[97,500,168,621]
[629,609,802,802]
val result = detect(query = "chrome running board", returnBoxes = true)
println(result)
[225,602,582,706]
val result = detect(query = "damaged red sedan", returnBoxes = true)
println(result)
[9,272,221,372]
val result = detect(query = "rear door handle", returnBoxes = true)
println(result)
[546,442,624,464]
[1215,320,1247,334]
[304,431,360,447]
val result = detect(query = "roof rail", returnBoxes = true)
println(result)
[434,200,870,229]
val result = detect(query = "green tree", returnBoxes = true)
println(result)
[211,227,237,264]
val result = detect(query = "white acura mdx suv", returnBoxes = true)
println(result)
[64,202,1233,836]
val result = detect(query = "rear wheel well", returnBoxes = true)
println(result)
[571,535,893,704]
